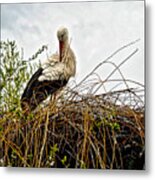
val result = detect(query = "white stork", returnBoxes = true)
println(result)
[21,27,76,112]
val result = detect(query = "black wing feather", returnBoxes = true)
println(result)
[21,67,67,111]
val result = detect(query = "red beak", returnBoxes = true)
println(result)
[59,41,64,62]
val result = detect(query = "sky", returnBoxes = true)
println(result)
[1,0,144,93]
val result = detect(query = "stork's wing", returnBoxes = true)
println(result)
[21,67,67,111]
[21,68,43,100]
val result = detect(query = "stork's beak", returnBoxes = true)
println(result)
[59,41,63,62]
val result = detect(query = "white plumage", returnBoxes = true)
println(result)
[39,27,76,81]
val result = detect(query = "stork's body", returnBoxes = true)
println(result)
[21,27,76,112]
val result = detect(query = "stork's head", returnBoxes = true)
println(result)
[57,27,69,61]
[57,27,69,42]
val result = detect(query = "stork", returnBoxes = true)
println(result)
[21,27,76,113]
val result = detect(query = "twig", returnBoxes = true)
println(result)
[73,39,140,89]
[93,48,139,94]
[38,111,49,167]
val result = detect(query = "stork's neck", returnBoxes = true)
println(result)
[59,40,69,61]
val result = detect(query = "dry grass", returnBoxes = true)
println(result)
[0,39,145,169]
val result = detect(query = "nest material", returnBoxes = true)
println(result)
[0,88,144,169]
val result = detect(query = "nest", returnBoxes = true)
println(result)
[0,87,145,169]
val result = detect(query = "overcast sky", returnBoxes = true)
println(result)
[1,0,144,93]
